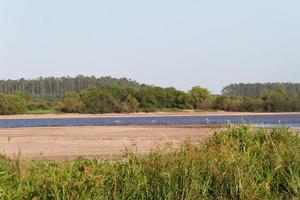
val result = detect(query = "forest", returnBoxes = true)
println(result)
[0,76,141,98]
[0,76,299,115]
[222,82,300,97]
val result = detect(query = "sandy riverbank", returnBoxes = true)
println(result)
[1,112,299,160]
[0,125,212,160]
[0,111,299,120]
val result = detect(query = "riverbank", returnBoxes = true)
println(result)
[0,125,211,160]
[1,125,299,199]
[1,112,299,160]
[1,111,300,120]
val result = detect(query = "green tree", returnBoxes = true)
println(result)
[262,85,290,112]
[0,95,10,114]
[118,95,139,113]
[240,97,263,112]
[80,88,116,113]
[61,92,83,113]
[188,86,211,109]
[0,95,27,115]
[136,87,159,112]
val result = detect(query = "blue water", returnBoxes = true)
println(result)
[0,114,299,129]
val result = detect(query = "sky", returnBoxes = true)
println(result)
[0,1,299,93]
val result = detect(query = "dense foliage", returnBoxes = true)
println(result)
[0,125,299,199]
[35,83,300,113]
[0,94,27,115]
[222,82,300,97]
[0,77,299,114]
[215,85,300,112]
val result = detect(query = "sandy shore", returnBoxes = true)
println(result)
[1,112,298,160]
[0,111,299,120]
[0,125,211,160]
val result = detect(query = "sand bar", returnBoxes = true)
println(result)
[0,125,211,160]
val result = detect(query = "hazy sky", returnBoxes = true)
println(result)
[0,1,299,93]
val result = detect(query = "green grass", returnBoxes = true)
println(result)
[1,125,300,199]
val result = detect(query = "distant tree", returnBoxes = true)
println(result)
[262,85,290,112]
[212,96,226,110]
[0,76,141,98]
[0,94,27,115]
[136,87,159,111]
[174,93,191,109]
[188,86,211,109]
[80,88,116,113]
[290,95,300,111]
[239,97,263,112]
[123,95,139,112]
[0,95,10,114]
[212,96,243,111]
[222,83,300,97]
[61,92,83,113]
[27,99,51,111]
[116,95,140,113]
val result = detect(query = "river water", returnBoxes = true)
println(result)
[0,114,299,129]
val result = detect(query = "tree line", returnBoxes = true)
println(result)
[222,83,300,97]
[214,88,300,112]
[59,85,213,113]
[0,77,299,114]
[0,76,141,98]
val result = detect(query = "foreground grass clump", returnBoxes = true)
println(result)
[0,125,300,199]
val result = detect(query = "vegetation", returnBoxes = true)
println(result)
[0,76,141,98]
[188,86,211,110]
[215,85,300,112]
[0,94,27,115]
[0,125,299,199]
[222,82,300,97]
[0,76,299,114]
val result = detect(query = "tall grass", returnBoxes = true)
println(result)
[0,125,300,199]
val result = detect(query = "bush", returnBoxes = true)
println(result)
[117,95,139,113]
[239,97,263,112]
[0,95,27,115]
[61,92,83,113]
[80,88,117,113]
[27,100,51,111]
[188,86,212,109]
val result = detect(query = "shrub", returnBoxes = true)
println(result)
[0,95,27,115]
[61,92,83,113]
[80,88,117,113]
[118,95,139,113]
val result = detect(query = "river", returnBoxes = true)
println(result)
[0,114,299,129]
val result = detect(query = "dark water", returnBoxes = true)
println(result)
[0,114,299,129]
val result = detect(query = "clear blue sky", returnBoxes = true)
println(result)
[0,1,299,93]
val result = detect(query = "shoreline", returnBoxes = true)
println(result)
[0,111,300,120]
